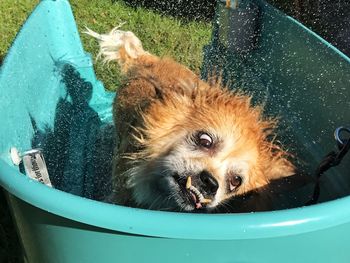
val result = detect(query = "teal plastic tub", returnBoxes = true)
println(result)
[0,0,350,262]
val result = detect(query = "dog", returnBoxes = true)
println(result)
[85,26,295,212]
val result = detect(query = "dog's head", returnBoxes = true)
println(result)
[124,82,295,212]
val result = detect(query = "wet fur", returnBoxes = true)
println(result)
[86,27,295,212]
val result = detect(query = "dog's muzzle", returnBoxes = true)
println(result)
[175,170,219,209]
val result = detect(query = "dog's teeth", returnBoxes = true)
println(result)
[188,183,212,205]
[201,198,212,204]
[186,176,192,189]
[189,186,201,196]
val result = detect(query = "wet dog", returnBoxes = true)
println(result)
[86,26,295,212]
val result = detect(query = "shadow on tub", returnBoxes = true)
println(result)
[29,63,115,201]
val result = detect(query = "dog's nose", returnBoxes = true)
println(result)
[199,170,219,195]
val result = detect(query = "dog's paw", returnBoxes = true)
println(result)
[84,25,146,68]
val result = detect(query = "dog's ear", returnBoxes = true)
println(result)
[148,77,165,101]
[266,158,295,180]
[154,86,164,100]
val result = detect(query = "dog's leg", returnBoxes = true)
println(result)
[85,26,199,91]
[84,26,155,73]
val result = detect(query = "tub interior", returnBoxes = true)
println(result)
[0,0,350,213]
[203,0,350,206]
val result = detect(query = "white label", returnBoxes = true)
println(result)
[22,150,52,187]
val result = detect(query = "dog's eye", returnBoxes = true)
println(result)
[229,175,242,191]
[197,132,213,148]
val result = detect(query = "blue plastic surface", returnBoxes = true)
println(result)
[0,0,350,262]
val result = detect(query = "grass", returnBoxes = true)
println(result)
[0,0,212,90]
[0,0,39,57]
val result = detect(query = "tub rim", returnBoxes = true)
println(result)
[1,159,350,240]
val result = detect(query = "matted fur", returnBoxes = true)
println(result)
[86,27,295,212]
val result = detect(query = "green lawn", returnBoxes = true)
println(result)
[0,0,212,90]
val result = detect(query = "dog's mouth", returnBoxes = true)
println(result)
[186,176,212,209]
[175,175,213,210]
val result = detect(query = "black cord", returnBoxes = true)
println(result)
[306,138,350,206]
